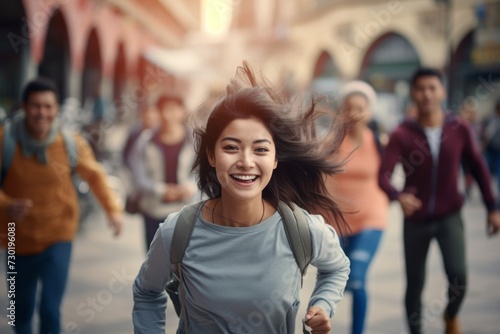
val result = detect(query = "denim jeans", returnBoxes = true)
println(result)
[7,242,72,334]
[484,147,500,201]
[342,229,383,334]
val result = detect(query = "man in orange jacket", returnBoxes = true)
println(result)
[0,77,124,334]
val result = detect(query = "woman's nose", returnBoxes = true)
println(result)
[237,151,254,169]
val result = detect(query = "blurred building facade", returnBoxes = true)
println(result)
[2,0,499,131]
[208,0,500,130]
[0,0,200,122]
[279,0,500,126]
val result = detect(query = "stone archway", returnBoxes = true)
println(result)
[1,1,31,112]
[113,42,127,103]
[311,50,342,96]
[38,9,71,102]
[360,32,420,92]
[360,32,421,129]
[449,30,474,109]
[81,28,103,117]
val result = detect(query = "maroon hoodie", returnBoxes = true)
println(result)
[378,113,496,221]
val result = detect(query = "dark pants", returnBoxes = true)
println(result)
[404,212,467,334]
[484,147,500,200]
[143,215,162,252]
[7,242,72,334]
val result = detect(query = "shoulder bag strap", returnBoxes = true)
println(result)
[170,201,205,334]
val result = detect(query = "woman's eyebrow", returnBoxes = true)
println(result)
[221,137,241,143]
[221,137,272,144]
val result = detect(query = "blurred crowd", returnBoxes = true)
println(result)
[2,62,500,334]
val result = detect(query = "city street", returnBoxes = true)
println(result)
[2,1,500,334]
[1,188,499,334]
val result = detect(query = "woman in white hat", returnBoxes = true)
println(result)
[325,80,389,334]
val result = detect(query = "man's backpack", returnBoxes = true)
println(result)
[0,123,78,187]
[165,200,313,334]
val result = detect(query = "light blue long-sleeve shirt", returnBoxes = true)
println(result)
[132,206,350,333]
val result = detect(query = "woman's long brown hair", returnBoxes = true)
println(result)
[190,61,355,236]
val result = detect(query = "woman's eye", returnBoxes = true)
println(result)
[255,147,269,153]
[223,145,238,150]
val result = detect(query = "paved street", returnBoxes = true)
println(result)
[1,188,499,333]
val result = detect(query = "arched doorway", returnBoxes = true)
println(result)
[312,51,338,79]
[1,1,30,113]
[113,43,127,103]
[449,31,474,110]
[360,33,420,129]
[81,28,103,119]
[311,51,342,101]
[451,6,500,117]
[38,9,71,103]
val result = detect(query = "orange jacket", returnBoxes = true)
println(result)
[0,128,121,255]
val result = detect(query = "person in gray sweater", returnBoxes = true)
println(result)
[132,62,351,333]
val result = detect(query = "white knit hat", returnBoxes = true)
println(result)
[338,80,377,109]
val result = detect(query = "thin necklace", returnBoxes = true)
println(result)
[206,198,265,226]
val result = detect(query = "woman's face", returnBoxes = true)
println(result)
[208,117,277,202]
[343,93,371,125]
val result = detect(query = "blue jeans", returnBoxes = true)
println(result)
[7,242,72,334]
[484,148,500,201]
[342,229,383,334]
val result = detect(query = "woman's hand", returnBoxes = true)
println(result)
[304,306,331,333]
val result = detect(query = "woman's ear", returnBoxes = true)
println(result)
[273,159,278,170]
[207,148,216,167]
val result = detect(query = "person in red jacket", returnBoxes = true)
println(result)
[378,68,500,334]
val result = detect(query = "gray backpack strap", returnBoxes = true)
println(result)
[171,202,204,267]
[60,130,78,172]
[1,124,16,187]
[278,202,313,334]
[170,201,205,334]
[278,201,312,288]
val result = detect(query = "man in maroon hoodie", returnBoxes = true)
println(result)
[378,68,500,334]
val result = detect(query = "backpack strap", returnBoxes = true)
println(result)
[171,201,204,267]
[170,201,205,334]
[278,202,312,334]
[1,124,16,187]
[278,201,312,288]
[60,130,78,173]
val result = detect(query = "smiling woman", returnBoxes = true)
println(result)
[133,61,354,334]
[206,118,278,219]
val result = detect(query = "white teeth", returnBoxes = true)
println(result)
[233,175,257,181]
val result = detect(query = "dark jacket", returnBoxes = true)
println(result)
[378,113,495,221]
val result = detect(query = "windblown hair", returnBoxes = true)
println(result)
[190,61,354,235]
